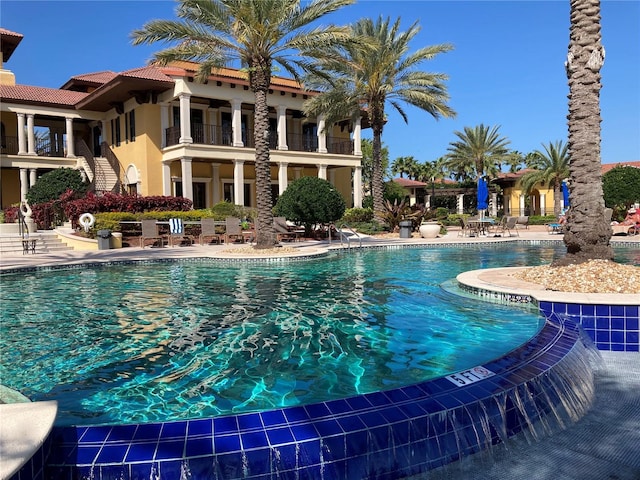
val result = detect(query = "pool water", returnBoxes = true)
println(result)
[0,245,635,427]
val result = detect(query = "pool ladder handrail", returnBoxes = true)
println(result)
[332,223,362,249]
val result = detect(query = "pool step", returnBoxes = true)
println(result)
[0,232,75,256]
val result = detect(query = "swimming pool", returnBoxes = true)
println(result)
[0,245,559,427]
[2,243,636,480]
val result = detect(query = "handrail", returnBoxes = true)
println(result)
[333,223,362,249]
[17,205,28,240]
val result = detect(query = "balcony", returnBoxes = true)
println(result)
[0,136,65,157]
[164,125,354,155]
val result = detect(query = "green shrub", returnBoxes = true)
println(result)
[350,221,390,234]
[603,166,640,210]
[341,207,374,223]
[528,215,558,225]
[274,177,346,232]
[26,168,88,205]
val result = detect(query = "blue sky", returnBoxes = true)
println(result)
[2,0,638,165]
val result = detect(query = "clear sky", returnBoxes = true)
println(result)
[2,0,638,165]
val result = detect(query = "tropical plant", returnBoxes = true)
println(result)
[391,155,419,179]
[444,124,510,182]
[131,0,354,248]
[273,176,346,235]
[560,0,612,264]
[360,138,390,195]
[303,16,455,223]
[518,141,570,217]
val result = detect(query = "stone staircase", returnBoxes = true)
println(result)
[0,231,74,256]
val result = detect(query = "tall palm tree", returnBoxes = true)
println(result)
[445,124,510,182]
[561,0,612,264]
[519,141,570,218]
[131,0,354,249]
[303,16,455,222]
[391,155,419,179]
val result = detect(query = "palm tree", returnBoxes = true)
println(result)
[360,138,390,198]
[131,0,354,249]
[445,124,510,182]
[303,16,455,222]
[391,155,419,179]
[519,141,570,218]
[561,0,612,264]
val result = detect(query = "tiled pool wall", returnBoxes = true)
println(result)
[12,314,596,480]
[539,302,639,352]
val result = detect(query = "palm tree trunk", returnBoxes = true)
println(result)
[372,123,385,223]
[251,65,277,249]
[559,0,613,265]
[553,183,562,218]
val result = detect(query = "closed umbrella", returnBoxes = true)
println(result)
[477,177,488,215]
[562,180,570,209]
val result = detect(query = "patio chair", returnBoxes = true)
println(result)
[168,218,195,247]
[457,217,476,237]
[224,216,244,244]
[274,217,300,242]
[199,218,222,245]
[495,216,519,237]
[139,219,165,248]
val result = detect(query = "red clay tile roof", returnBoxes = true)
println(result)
[119,66,175,82]
[0,84,87,107]
[0,28,23,38]
[393,178,428,187]
[0,28,24,62]
[601,161,640,174]
[67,71,118,85]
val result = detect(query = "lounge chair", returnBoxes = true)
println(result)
[199,218,222,245]
[168,218,194,247]
[274,216,301,242]
[224,217,244,244]
[495,216,519,237]
[139,219,165,248]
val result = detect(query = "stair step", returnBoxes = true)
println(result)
[0,232,75,256]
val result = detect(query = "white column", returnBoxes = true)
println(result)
[231,98,243,147]
[162,161,172,195]
[278,162,289,195]
[353,115,362,156]
[491,192,498,217]
[29,168,37,188]
[317,115,327,153]
[353,166,363,208]
[457,194,465,215]
[65,117,75,157]
[211,163,221,204]
[277,105,288,150]
[539,193,546,216]
[160,103,170,148]
[233,160,245,205]
[179,93,192,143]
[519,194,525,216]
[425,194,431,210]
[20,168,29,201]
[181,157,193,201]
[26,114,36,155]
[17,113,26,155]
[317,164,327,180]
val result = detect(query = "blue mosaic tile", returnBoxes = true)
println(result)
[214,452,245,478]
[304,402,331,419]
[567,303,581,315]
[298,439,322,466]
[214,416,239,434]
[360,411,388,428]
[214,434,241,454]
[345,430,368,457]
[133,423,162,441]
[325,399,352,415]
[79,426,111,444]
[75,446,100,465]
[611,331,625,343]
[187,419,213,437]
[581,304,595,316]
[271,443,298,471]
[124,442,157,462]
[611,305,625,317]
[100,464,129,480]
[313,419,343,437]
[237,413,262,431]
[290,424,319,442]
[626,305,639,317]
[185,437,213,457]
[283,406,310,423]
[596,304,611,317]
[627,317,639,330]
[185,456,214,479]
[96,444,128,464]
[240,430,269,450]
[611,317,625,330]
[161,421,187,439]
[345,395,373,411]
[298,465,323,480]
[596,317,610,329]
[364,391,393,407]
[244,448,271,475]
[260,409,287,427]
[265,426,294,446]
[106,425,137,443]
[336,415,366,432]
[154,440,184,460]
[626,331,639,344]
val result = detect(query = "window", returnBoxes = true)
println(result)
[129,110,136,141]
[110,119,115,145]
[115,117,121,146]
[223,182,252,207]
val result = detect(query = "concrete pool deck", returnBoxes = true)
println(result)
[1,226,638,479]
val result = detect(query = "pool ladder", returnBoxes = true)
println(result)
[331,223,362,249]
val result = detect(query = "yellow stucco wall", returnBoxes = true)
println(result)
[503,182,556,216]
[1,168,20,208]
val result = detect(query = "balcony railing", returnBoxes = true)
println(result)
[0,136,65,157]
[163,125,354,155]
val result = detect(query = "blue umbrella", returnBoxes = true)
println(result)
[477,177,489,211]
[562,180,570,208]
